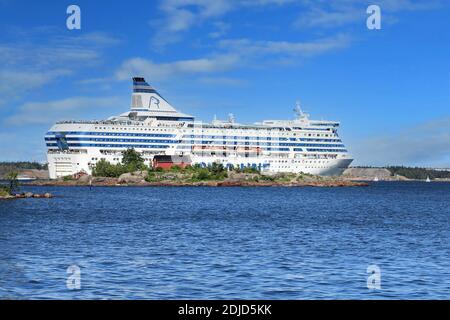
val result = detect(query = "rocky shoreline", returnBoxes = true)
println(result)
[0,192,54,200]
[24,175,369,188]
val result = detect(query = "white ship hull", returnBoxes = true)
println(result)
[47,151,352,179]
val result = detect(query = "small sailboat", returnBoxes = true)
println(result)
[426,176,431,183]
[373,176,379,182]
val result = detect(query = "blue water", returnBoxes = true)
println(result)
[1,182,450,299]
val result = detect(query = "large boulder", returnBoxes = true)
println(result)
[118,171,148,184]
[226,172,259,182]
[77,174,93,183]
[159,172,187,180]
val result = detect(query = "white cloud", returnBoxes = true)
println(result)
[352,117,450,166]
[219,34,352,57]
[0,70,71,99]
[1,31,120,68]
[294,7,362,29]
[294,0,444,29]
[0,29,120,105]
[61,32,121,47]
[5,96,123,126]
[151,0,232,46]
[159,0,232,31]
[152,0,300,46]
[242,0,297,4]
[198,76,248,86]
[116,55,240,81]
[150,0,446,48]
[208,21,230,39]
[116,33,350,83]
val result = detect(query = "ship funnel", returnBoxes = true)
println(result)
[130,77,176,112]
[132,77,157,94]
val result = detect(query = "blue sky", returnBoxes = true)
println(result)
[0,0,449,166]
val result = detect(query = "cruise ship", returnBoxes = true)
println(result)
[45,77,353,179]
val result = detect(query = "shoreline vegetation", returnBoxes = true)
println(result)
[0,171,54,200]
[2,150,450,192]
[0,150,367,188]
[30,149,368,188]
[2,161,449,182]
[26,170,369,188]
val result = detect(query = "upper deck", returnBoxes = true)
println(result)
[52,78,341,135]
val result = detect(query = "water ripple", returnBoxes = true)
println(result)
[1,182,450,299]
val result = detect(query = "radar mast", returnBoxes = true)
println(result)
[294,101,309,120]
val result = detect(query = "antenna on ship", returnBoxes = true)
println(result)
[294,101,304,119]
[294,100,310,120]
[228,113,235,123]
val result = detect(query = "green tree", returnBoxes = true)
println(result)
[121,148,146,172]
[387,166,450,180]
[92,159,125,178]
[210,163,227,179]
[3,171,19,195]
[210,162,225,175]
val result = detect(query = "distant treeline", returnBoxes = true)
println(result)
[0,162,48,177]
[387,166,450,180]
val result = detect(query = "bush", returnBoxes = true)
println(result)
[189,163,228,181]
[260,175,275,181]
[234,166,260,174]
[210,171,227,180]
[0,188,10,197]
[92,149,148,177]
[192,168,210,181]
[243,167,260,174]
[145,171,159,182]
[210,162,224,174]
[5,171,19,195]
[92,159,126,178]
[170,165,182,172]
[0,171,19,195]
[208,163,227,180]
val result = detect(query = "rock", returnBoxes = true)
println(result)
[10,192,53,199]
[226,172,259,182]
[118,171,148,184]
[77,175,92,183]
[159,172,184,181]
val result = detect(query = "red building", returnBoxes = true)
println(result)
[153,155,191,170]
